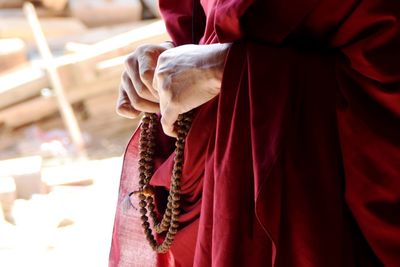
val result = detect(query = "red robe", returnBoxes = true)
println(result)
[110,0,400,266]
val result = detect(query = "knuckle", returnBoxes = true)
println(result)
[135,85,146,98]
[116,104,127,116]
[140,67,154,81]
[116,104,124,114]
[136,44,149,52]
[124,56,136,68]
[131,96,146,110]
[121,72,130,84]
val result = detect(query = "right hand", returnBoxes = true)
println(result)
[116,42,174,119]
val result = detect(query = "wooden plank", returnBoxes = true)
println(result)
[61,21,153,53]
[0,70,120,128]
[0,21,155,109]
[24,2,86,157]
[0,20,167,109]
[0,17,87,43]
[0,20,168,126]
[95,55,125,75]
[0,7,70,18]
[0,65,48,109]
[54,19,168,88]
[0,38,27,73]
[0,0,22,8]
[69,0,142,27]
[40,0,68,11]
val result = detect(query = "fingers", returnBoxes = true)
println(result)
[137,53,160,100]
[120,72,160,114]
[116,87,141,118]
[125,56,159,103]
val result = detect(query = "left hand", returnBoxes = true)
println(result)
[153,43,230,137]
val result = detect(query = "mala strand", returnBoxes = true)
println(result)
[137,112,192,253]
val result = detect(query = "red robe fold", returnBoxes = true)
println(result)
[110,0,400,266]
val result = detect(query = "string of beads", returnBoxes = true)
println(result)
[136,112,192,253]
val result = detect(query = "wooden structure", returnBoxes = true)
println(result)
[0,19,168,129]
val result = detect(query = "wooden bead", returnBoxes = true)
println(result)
[145,228,151,236]
[138,112,193,253]
[171,201,179,209]
[171,194,180,201]
[169,227,178,235]
[139,207,147,215]
[163,216,171,223]
[139,200,146,208]
[172,185,181,192]
[166,232,174,240]
[138,166,146,172]
[167,202,173,209]
[150,211,158,219]
[165,209,172,217]
[142,185,155,196]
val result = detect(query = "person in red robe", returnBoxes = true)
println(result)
[110,0,400,266]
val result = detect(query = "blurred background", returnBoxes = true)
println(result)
[0,0,168,266]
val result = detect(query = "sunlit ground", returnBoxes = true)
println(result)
[0,156,122,267]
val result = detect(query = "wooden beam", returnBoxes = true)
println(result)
[0,38,27,73]
[0,17,87,43]
[0,19,169,126]
[23,2,86,157]
[0,65,48,110]
[0,70,120,128]
[54,19,168,88]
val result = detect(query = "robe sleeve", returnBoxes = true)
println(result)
[213,0,320,43]
[330,1,400,264]
[159,0,205,45]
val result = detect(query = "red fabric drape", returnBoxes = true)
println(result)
[110,0,400,266]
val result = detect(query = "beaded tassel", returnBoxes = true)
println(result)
[137,112,192,253]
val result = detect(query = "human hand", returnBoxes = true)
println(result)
[116,42,174,118]
[153,43,230,137]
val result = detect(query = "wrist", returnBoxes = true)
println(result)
[210,43,230,94]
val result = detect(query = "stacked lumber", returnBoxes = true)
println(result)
[0,38,27,72]
[0,20,168,129]
[0,65,48,109]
